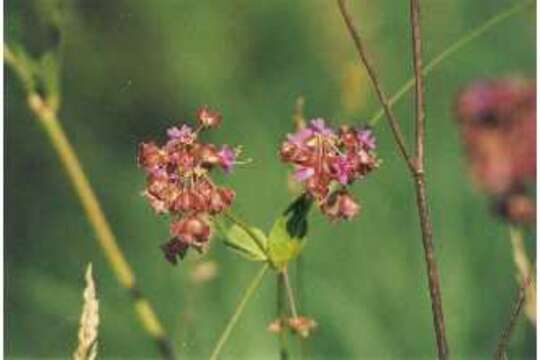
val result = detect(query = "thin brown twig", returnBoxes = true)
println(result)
[336,1,449,358]
[409,1,449,359]
[410,0,425,170]
[493,269,535,360]
[336,0,416,174]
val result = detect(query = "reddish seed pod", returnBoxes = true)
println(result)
[321,190,361,221]
[138,142,163,169]
[170,215,211,245]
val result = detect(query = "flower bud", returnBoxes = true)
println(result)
[170,215,212,246]
[160,239,189,265]
[495,192,536,225]
[199,144,220,167]
[174,190,194,213]
[218,146,236,173]
[208,187,236,214]
[321,190,361,221]
[167,124,196,144]
[138,142,163,169]
[288,316,317,338]
[267,319,284,334]
[197,106,222,128]
[143,190,168,214]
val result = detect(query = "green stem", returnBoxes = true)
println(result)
[369,0,533,126]
[282,267,299,319]
[277,274,290,360]
[209,264,269,360]
[5,44,176,359]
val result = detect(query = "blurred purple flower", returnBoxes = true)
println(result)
[357,128,376,150]
[218,145,236,173]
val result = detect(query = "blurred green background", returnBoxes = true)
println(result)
[5,0,536,358]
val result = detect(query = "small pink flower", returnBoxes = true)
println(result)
[287,128,314,145]
[332,156,352,185]
[294,166,315,182]
[309,118,335,137]
[357,128,376,150]
[321,190,361,221]
[170,215,212,247]
[288,316,318,338]
[138,142,163,169]
[167,124,195,144]
[218,145,236,173]
[197,106,222,128]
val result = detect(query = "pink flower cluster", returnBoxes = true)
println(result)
[280,118,379,220]
[455,78,536,225]
[138,107,237,264]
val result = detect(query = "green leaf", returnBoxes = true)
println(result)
[267,217,303,270]
[39,51,61,110]
[223,224,268,262]
[284,193,313,238]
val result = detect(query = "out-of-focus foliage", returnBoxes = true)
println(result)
[6,0,535,358]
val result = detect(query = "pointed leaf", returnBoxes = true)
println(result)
[39,51,61,110]
[267,217,303,270]
[223,224,268,262]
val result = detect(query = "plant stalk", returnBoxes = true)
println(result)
[410,0,449,358]
[336,1,449,358]
[369,0,533,126]
[282,267,299,319]
[209,264,269,360]
[494,268,535,359]
[277,273,290,360]
[5,45,176,360]
[336,0,416,174]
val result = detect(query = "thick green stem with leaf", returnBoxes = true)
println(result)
[5,44,176,360]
